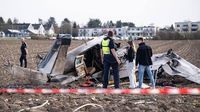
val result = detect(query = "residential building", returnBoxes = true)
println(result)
[127,26,157,39]
[78,28,115,37]
[0,31,5,37]
[44,24,55,36]
[175,21,200,33]
[2,23,54,37]
[4,23,31,37]
[115,27,128,37]
[78,26,157,39]
[31,24,46,36]
[4,29,21,37]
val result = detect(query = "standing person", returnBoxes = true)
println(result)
[126,41,136,88]
[136,37,155,88]
[100,31,121,89]
[20,38,28,68]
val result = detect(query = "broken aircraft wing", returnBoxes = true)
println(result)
[37,34,71,76]
[152,50,200,84]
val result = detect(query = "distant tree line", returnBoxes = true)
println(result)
[0,17,133,37]
[0,16,80,37]
[0,17,19,31]
[86,19,135,28]
[1,17,200,39]
[0,16,136,37]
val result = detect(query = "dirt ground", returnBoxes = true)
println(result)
[0,39,200,112]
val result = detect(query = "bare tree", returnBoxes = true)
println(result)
[0,17,5,24]
[13,18,19,24]
[60,18,72,34]
[7,18,12,25]
[38,18,44,25]
[72,22,79,37]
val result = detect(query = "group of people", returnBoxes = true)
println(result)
[100,31,155,89]
[19,31,155,89]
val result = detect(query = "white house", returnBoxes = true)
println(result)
[44,24,55,36]
[175,21,200,33]
[0,31,5,37]
[34,24,46,36]
[27,24,36,34]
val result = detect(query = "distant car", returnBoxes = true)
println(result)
[25,37,31,39]
[0,31,5,37]
[49,37,57,40]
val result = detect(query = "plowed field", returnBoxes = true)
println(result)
[0,39,200,112]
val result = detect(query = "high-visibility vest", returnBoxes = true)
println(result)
[101,39,110,54]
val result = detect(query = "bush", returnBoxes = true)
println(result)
[154,31,200,40]
[31,36,49,40]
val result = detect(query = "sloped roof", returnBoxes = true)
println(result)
[43,24,52,30]
[7,23,31,30]
[32,24,41,29]
[28,29,38,34]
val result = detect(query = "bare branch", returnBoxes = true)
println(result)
[17,100,49,112]
[73,103,104,112]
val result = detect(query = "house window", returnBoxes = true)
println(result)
[176,25,180,27]
[182,28,188,32]
[191,28,198,32]
[192,24,198,27]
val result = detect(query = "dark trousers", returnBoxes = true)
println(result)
[20,55,27,68]
[103,61,120,88]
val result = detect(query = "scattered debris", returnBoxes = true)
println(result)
[17,100,49,112]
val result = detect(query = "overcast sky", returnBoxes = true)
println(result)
[0,0,200,27]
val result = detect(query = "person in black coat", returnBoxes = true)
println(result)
[136,37,155,88]
[20,38,28,68]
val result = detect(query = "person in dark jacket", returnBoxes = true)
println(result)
[136,37,155,88]
[100,31,121,89]
[20,38,28,68]
[125,41,136,88]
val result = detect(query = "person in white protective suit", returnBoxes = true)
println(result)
[125,41,136,88]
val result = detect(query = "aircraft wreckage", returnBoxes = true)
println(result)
[4,34,200,86]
